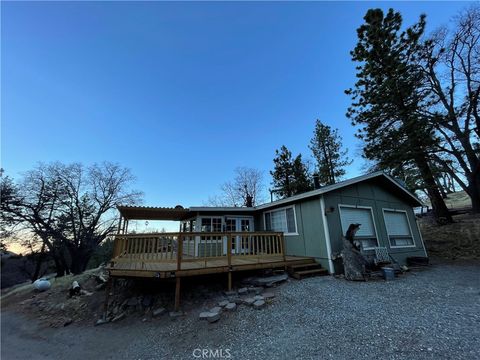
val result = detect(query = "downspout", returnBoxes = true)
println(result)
[320,195,335,274]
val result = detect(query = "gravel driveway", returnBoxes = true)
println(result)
[2,260,479,360]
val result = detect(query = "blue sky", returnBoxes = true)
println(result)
[1,1,469,209]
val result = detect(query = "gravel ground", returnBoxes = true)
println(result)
[2,260,479,360]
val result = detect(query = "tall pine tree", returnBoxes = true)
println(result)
[271,145,312,198]
[346,8,452,223]
[309,119,351,186]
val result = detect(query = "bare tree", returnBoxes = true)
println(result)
[422,5,480,211]
[1,162,142,275]
[206,167,266,207]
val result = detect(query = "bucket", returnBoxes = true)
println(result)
[382,267,395,281]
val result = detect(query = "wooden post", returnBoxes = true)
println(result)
[174,277,181,311]
[281,233,286,262]
[227,234,232,267]
[177,234,183,271]
[116,214,123,234]
[227,272,232,291]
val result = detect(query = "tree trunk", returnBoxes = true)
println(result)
[69,247,93,274]
[414,154,453,224]
[31,243,46,281]
[467,171,480,213]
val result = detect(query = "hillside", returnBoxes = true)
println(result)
[419,213,480,260]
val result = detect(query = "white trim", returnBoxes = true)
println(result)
[415,217,428,257]
[338,204,379,250]
[263,205,299,236]
[382,208,416,249]
[255,171,423,210]
[320,196,335,274]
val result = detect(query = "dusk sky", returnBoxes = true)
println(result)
[1,1,469,211]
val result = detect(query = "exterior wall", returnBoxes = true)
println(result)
[323,180,426,272]
[255,198,331,270]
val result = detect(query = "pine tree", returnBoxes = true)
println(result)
[345,8,452,224]
[271,145,312,198]
[309,119,351,186]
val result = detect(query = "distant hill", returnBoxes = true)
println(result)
[424,191,471,209]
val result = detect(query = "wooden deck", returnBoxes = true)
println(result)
[108,254,315,278]
[107,231,315,278]
[106,231,318,311]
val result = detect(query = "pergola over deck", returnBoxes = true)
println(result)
[109,205,314,310]
[116,205,193,233]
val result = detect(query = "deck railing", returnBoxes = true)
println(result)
[111,231,286,270]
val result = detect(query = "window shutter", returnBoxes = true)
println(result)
[384,211,411,236]
[340,207,375,237]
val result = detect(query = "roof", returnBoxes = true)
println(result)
[256,171,423,209]
[117,206,192,221]
[118,172,423,220]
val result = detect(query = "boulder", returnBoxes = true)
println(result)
[237,287,248,295]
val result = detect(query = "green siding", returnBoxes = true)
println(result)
[323,180,427,271]
[256,198,330,270]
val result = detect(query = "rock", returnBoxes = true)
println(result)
[248,287,264,295]
[253,295,264,301]
[33,279,51,292]
[152,307,166,317]
[169,311,184,319]
[79,289,93,296]
[63,318,73,327]
[263,292,275,299]
[96,274,108,283]
[111,312,126,323]
[224,290,237,296]
[225,303,237,311]
[230,297,243,305]
[253,300,266,309]
[218,300,229,307]
[238,287,248,295]
[243,298,255,306]
[206,312,221,323]
[210,306,223,314]
[199,312,211,320]
[95,318,109,326]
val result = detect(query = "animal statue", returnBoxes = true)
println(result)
[341,223,369,281]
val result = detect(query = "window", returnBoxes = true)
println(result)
[201,218,222,232]
[339,205,378,249]
[264,206,297,235]
[383,210,415,247]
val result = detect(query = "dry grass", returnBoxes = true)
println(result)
[419,213,480,260]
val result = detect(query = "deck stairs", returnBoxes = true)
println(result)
[287,259,329,279]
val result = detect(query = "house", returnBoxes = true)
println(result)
[108,171,427,309]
